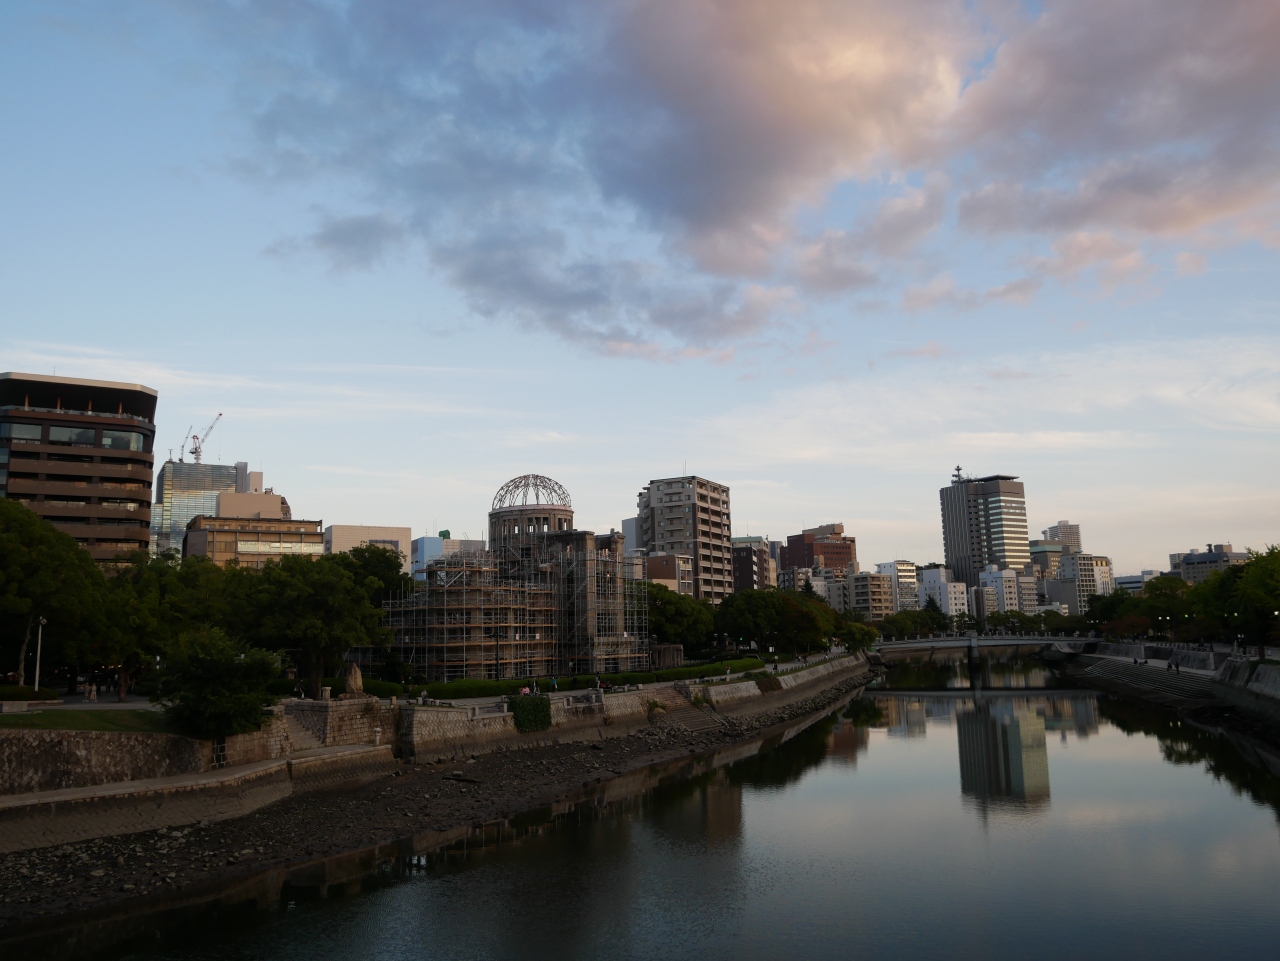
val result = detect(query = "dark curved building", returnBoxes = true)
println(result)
[0,372,157,563]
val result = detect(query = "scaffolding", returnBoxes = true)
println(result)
[385,541,649,682]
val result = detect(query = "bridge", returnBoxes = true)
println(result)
[873,635,1062,656]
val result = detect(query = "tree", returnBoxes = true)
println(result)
[0,501,105,686]
[642,581,714,653]
[332,544,414,608]
[101,551,227,700]
[237,555,387,697]
[152,628,279,738]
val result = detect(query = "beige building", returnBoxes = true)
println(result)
[183,515,323,569]
[635,475,733,602]
[647,552,694,595]
[216,490,290,520]
[324,524,412,573]
[834,571,894,620]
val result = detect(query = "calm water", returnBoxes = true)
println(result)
[124,656,1280,961]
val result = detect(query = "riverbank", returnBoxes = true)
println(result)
[0,663,876,953]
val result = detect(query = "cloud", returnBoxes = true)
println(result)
[268,212,407,269]
[162,0,1280,351]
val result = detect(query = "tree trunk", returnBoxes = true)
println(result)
[15,615,32,687]
[118,665,132,702]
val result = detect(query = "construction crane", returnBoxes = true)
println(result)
[188,413,223,464]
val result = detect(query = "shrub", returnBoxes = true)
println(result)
[267,679,299,696]
[0,685,59,701]
[509,694,551,733]
[361,679,403,698]
[753,674,782,693]
[152,630,278,739]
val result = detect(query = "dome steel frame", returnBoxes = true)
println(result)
[491,474,572,511]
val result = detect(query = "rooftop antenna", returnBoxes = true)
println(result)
[188,413,223,464]
[178,425,192,462]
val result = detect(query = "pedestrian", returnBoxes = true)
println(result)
[595,673,601,689]
[1175,663,1180,674]
[551,676,558,692]
[90,683,97,702]
[293,681,304,699]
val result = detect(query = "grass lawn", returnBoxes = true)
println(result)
[0,709,170,733]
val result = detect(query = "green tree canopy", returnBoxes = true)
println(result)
[153,627,279,738]
[0,500,105,686]
[235,555,387,696]
[643,581,714,653]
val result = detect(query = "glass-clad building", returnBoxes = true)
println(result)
[150,461,239,555]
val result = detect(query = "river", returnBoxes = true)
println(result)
[122,654,1280,961]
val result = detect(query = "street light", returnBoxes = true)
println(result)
[33,616,47,692]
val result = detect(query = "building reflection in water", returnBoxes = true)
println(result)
[826,719,871,765]
[866,689,1100,821]
[649,768,743,846]
[957,702,1050,815]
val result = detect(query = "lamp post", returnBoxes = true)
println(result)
[33,617,47,692]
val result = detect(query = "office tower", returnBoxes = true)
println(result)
[636,475,732,602]
[957,705,1050,815]
[875,560,920,612]
[0,372,156,563]
[939,467,1031,587]
[152,461,241,554]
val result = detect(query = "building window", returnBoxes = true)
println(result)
[48,426,95,446]
[0,423,41,443]
[102,430,145,451]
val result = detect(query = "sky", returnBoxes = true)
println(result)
[2,0,1279,574]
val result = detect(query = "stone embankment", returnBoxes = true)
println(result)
[0,654,875,943]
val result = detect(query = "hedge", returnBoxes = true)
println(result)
[267,678,404,698]
[509,694,552,733]
[0,685,60,701]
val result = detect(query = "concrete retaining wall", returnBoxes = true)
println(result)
[778,654,867,690]
[0,745,396,854]
[1213,659,1280,725]
[701,680,762,706]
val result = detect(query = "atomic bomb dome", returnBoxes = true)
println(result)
[491,474,572,511]
[489,474,575,545]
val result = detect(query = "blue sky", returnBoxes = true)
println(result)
[3,1,1279,574]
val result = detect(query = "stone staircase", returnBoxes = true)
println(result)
[649,686,725,733]
[1085,659,1216,699]
[286,715,324,752]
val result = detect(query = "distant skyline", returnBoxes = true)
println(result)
[3,2,1279,574]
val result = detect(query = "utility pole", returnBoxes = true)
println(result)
[33,616,46,692]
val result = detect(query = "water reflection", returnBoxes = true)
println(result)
[956,702,1050,815]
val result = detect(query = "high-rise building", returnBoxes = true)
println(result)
[780,523,857,572]
[732,536,776,592]
[1,372,157,563]
[636,475,733,602]
[152,460,262,555]
[1041,520,1082,550]
[324,525,413,572]
[875,560,920,612]
[939,468,1031,587]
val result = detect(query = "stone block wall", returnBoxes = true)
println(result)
[217,710,291,768]
[284,698,398,748]
[700,680,762,706]
[0,730,207,797]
